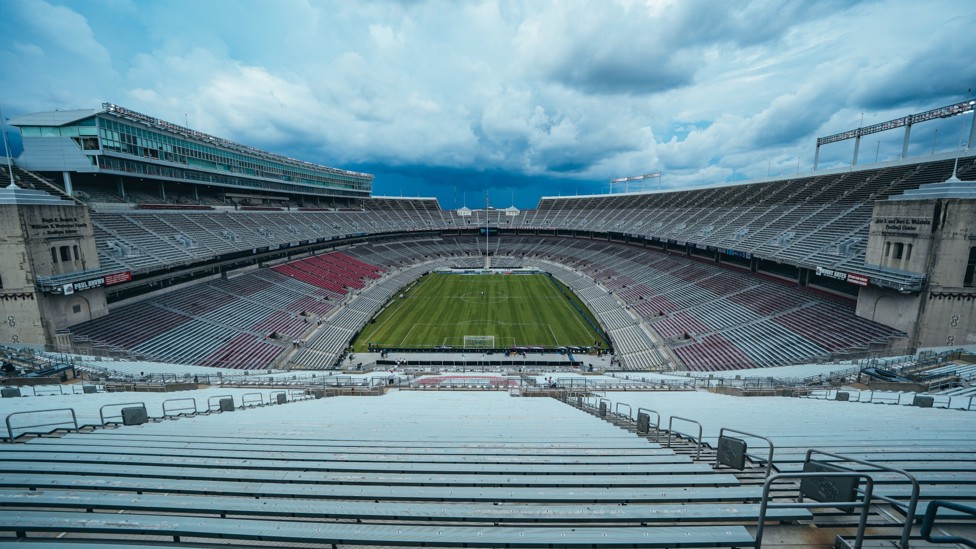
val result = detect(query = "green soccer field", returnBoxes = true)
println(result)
[351,272,608,351]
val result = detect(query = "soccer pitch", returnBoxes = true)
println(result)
[351,272,608,351]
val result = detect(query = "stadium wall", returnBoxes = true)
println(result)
[859,198,976,348]
[0,200,108,345]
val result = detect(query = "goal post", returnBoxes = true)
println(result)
[463,335,496,349]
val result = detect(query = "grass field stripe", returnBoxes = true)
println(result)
[350,272,606,351]
[548,276,595,341]
[366,289,412,344]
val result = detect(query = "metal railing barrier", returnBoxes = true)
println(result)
[5,408,78,442]
[242,392,266,407]
[614,402,632,420]
[666,416,703,460]
[636,407,661,440]
[920,500,976,548]
[206,394,235,411]
[162,398,197,417]
[806,449,919,549]
[716,427,775,479]
[99,402,147,426]
[756,472,874,549]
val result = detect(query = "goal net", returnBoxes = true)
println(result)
[463,335,496,349]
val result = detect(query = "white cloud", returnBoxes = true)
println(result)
[1,0,973,205]
[15,0,113,69]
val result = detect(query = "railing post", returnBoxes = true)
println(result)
[806,449,919,549]
[717,427,775,479]
[667,416,703,460]
[756,472,874,549]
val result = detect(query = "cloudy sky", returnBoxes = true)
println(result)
[1,0,974,208]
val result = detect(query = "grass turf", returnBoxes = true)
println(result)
[351,272,608,351]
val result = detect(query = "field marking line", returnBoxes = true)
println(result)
[359,292,411,346]
[400,322,420,347]
[546,323,561,347]
[552,279,595,339]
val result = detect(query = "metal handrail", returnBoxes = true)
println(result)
[242,392,266,407]
[920,500,976,548]
[206,394,234,411]
[5,408,78,442]
[98,402,147,426]
[637,407,660,441]
[614,402,632,420]
[806,449,920,549]
[161,398,197,417]
[756,472,874,549]
[717,427,775,479]
[667,415,703,459]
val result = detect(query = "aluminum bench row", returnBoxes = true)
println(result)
[5,443,689,464]
[0,474,763,503]
[25,433,662,453]
[0,451,701,474]
[0,511,754,547]
[0,491,811,524]
[0,461,741,488]
[0,511,758,548]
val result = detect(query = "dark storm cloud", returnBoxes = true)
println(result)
[851,21,976,111]
[527,0,859,96]
[2,0,973,203]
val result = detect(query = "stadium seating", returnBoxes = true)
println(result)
[68,256,380,368]
[3,389,974,547]
[61,155,975,372]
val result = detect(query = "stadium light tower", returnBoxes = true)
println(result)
[814,98,976,170]
[945,96,976,183]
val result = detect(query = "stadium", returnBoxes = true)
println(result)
[0,97,975,548]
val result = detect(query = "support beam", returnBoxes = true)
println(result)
[61,172,73,196]
[969,109,976,149]
[902,123,912,159]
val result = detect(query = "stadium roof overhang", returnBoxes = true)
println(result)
[8,109,98,127]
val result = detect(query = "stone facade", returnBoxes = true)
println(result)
[0,198,108,346]
[859,198,976,348]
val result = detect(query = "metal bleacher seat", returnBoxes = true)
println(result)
[0,392,791,548]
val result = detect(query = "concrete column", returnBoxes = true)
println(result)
[61,172,73,196]
[813,145,821,171]
[853,135,861,166]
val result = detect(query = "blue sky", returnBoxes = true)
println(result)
[1,0,974,208]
